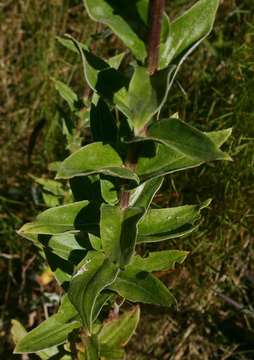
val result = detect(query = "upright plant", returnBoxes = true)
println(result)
[14,0,232,358]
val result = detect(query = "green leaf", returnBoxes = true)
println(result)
[205,128,232,147]
[56,142,139,184]
[137,200,211,243]
[14,295,80,353]
[136,128,232,180]
[128,66,157,132]
[66,35,126,100]
[129,177,163,211]
[159,0,220,69]
[83,0,147,62]
[18,201,95,235]
[146,118,229,162]
[52,79,79,111]
[100,177,119,205]
[68,252,119,332]
[92,292,116,323]
[30,175,64,196]
[42,193,60,208]
[109,266,175,306]
[107,52,126,69]
[130,250,188,272]
[100,205,144,267]
[100,344,125,360]
[56,35,87,53]
[99,306,140,348]
[43,232,91,261]
[45,249,73,286]
[115,66,175,133]
[11,320,59,359]
[11,320,27,346]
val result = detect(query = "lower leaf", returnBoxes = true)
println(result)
[68,252,119,332]
[109,266,175,306]
[14,295,80,353]
[99,306,140,348]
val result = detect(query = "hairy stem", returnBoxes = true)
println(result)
[148,0,165,75]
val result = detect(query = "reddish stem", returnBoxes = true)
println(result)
[148,0,165,75]
[120,0,165,208]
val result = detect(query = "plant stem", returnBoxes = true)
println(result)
[120,143,138,209]
[120,0,165,208]
[148,0,165,75]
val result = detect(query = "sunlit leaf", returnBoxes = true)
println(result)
[68,252,119,332]
[18,201,97,235]
[100,177,119,205]
[141,118,230,162]
[107,52,126,69]
[137,199,211,243]
[109,266,175,306]
[43,232,91,261]
[56,142,139,184]
[130,250,188,272]
[11,320,59,359]
[100,205,144,267]
[159,0,220,69]
[129,177,163,212]
[84,0,147,62]
[127,66,157,132]
[66,35,126,100]
[14,295,80,353]
[100,345,125,360]
[136,128,232,180]
[99,306,140,348]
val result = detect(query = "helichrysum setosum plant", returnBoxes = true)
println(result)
[14,0,232,358]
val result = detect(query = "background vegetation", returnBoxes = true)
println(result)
[0,0,253,358]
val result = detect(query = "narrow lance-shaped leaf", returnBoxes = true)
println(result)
[100,177,119,205]
[99,345,125,360]
[100,205,144,267]
[83,0,147,62]
[52,79,79,112]
[30,174,64,197]
[127,66,157,132]
[109,266,175,306]
[44,248,73,286]
[11,320,59,360]
[159,0,220,69]
[130,250,189,272]
[68,252,119,332]
[140,118,230,162]
[115,66,175,134]
[14,295,80,353]
[136,128,232,180]
[18,201,91,235]
[99,306,140,348]
[129,176,163,212]
[107,52,126,69]
[137,199,211,243]
[66,35,127,101]
[44,232,91,261]
[56,142,139,184]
